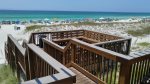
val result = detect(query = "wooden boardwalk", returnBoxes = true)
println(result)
[6,30,150,84]
[69,67,96,84]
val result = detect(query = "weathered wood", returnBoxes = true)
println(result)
[119,61,132,84]
[5,35,76,84]
[5,30,150,84]
[71,62,106,84]
[69,67,96,84]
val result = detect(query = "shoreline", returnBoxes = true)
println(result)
[0,16,150,25]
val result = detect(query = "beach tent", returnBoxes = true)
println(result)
[44,18,49,21]
[99,17,105,20]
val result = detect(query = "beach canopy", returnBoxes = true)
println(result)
[99,17,105,19]
[44,18,49,21]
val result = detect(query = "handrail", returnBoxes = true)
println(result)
[28,29,123,46]
[43,37,150,84]
[129,48,150,61]
[43,38,132,83]
[8,34,26,56]
[27,44,72,73]
[32,29,84,34]
[43,35,132,62]
[126,49,150,84]
[43,37,133,61]
[84,29,123,40]
[93,38,132,55]
[22,73,75,84]
[6,35,76,84]
[30,32,150,84]
[43,39,64,52]
[70,38,133,61]
[7,34,27,78]
[92,38,131,45]
[21,44,76,84]
[25,30,150,84]
[28,30,85,45]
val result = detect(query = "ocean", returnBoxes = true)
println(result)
[0,10,150,21]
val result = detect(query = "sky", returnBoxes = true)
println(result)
[0,0,150,12]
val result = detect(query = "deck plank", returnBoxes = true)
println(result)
[69,67,96,84]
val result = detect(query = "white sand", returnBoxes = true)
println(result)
[0,25,27,64]
[0,22,149,64]
[131,35,150,45]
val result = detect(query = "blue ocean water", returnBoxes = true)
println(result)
[0,10,150,21]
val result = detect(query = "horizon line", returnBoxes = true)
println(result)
[0,9,150,13]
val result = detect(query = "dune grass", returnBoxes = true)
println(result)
[0,64,18,84]
[127,26,150,36]
[25,25,46,32]
[25,22,117,32]
[137,42,150,47]
[57,22,117,27]
[70,22,102,26]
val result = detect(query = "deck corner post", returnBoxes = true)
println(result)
[119,61,132,84]
[127,39,132,55]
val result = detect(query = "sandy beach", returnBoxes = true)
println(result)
[0,25,27,64]
[0,21,150,64]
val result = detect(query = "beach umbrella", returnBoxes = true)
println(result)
[44,18,49,21]
[99,17,105,20]
[16,21,20,24]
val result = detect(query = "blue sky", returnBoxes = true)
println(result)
[0,0,150,12]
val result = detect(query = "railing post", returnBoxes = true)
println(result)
[119,61,132,84]
[14,46,21,82]
[63,53,65,65]
[7,40,11,66]
[27,47,36,80]
[71,44,75,63]
[126,39,131,55]
[25,50,30,80]
[33,34,35,44]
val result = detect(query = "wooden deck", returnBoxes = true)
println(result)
[69,67,96,84]
[5,30,150,84]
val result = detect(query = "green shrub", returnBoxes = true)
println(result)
[25,25,46,32]
[127,26,150,36]
[0,64,18,84]
[137,42,150,47]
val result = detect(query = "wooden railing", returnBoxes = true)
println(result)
[6,34,26,75]
[50,30,84,40]
[43,38,72,65]
[95,38,131,55]
[28,30,150,84]
[5,35,76,84]
[6,30,150,84]
[128,50,150,84]
[23,44,76,84]
[43,38,129,84]
[43,39,64,64]
[84,30,123,42]
[28,30,123,46]
[29,30,85,45]
[43,37,150,84]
